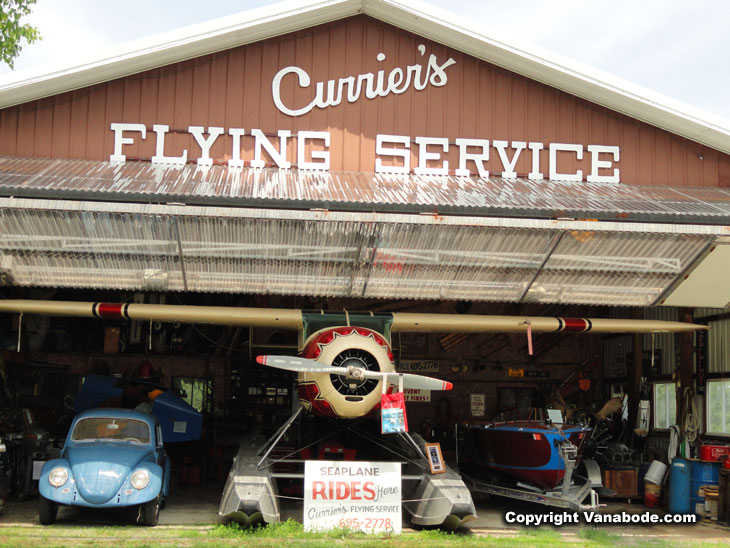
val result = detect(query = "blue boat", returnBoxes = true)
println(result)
[465,420,591,489]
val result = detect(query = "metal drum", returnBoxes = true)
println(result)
[690,459,721,516]
[668,458,691,514]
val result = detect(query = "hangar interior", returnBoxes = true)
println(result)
[1,287,729,511]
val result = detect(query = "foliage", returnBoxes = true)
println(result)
[0,0,40,69]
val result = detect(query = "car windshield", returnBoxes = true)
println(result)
[71,417,151,444]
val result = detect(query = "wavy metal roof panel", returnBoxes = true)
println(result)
[2,156,730,224]
[0,197,716,306]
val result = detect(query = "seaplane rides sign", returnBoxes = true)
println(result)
[108,45,621,183]
[304,461,402,534]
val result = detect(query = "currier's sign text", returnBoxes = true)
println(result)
[109,45,620,182]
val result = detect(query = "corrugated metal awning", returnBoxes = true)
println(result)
[0,197,723,306]
[2,156,730,224]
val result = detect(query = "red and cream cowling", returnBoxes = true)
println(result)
[297,326,394,419]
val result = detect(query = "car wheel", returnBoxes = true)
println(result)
[141,494,160,526]
[38,495,58,525]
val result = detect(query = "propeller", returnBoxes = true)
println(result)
[256,355,453,391]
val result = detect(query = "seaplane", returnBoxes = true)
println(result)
[0,299,705,528]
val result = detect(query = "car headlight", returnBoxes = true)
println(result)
[48,467,68,488]
[130,469,150,490]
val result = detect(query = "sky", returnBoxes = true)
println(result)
[1,0,729,122]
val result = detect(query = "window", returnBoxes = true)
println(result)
[172,377,212,414]
[72,417,150,443]
[707,379,730,435]
[653,382,676,429]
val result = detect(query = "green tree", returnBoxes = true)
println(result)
[0,0,40,69]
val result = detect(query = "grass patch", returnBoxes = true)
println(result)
[0,521,724,548]
[578,528,621,543]
[207,521,480,547]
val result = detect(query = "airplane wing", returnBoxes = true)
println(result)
[0,299,303,329]
[0,299,706,333]
[389,312,704,334]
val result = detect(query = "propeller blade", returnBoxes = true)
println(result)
[256,355,347,375]
[257,355,452,391]
[380,372,453,391]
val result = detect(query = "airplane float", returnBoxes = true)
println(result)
[0,299,705,528]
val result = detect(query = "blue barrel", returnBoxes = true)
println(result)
[690,459,721,516]
[668,458,691,514]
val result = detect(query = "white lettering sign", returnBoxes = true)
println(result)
[110,123,145,162]
[375,134,411,174]
[108,124,620,182]
[587,145,620,183]
[493,140,526,179]
[414,136,449,176]
[272,46,455,117]
[304,460,401,533]
[373,134,619,182]
[404,388,431,403]
[189,126,224,168]
[470,394,485,417]
[549,143,583,182]
[151,124,187,166]
[454,138,489,178]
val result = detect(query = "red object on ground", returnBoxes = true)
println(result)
[644,482,661,508]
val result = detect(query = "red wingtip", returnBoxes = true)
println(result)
[256,356,266,365]
[444,381,453,391]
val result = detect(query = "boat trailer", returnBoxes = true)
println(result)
[462,472,599,512]
[459,435,601,511]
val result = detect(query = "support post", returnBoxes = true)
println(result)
[677,308,694,436]
[626,324,643,443]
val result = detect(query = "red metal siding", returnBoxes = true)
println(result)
[0,15,727,187]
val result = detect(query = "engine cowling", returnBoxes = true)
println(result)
[297,327,395,419]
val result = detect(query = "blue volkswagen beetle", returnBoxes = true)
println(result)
[38,408,171,526]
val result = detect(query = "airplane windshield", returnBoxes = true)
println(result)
[71,417,150,444]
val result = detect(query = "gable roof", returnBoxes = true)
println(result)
[1,0,729,154]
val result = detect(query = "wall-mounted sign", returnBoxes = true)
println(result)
[271,45,456,117]
[397,360,439,373]
[470,394,485,417]
[398,332,429,354]
[507,369,549,378]
[304,460,401,533]
[109,122,620,183]
[108,46,619,183]
[404,388,431,402]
